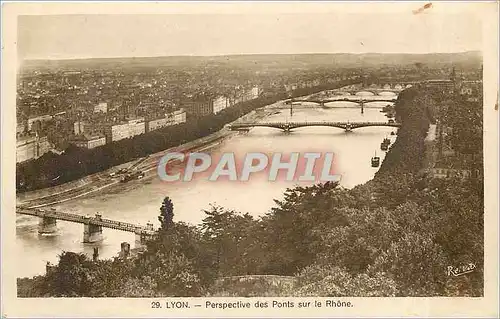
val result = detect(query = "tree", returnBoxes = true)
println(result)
[259,182,357,275]
[201,205,260,276]
[17,276,47,297]
[119,276,158,297]
[44,252,95,297]
[134,250,204,296]
[158,196,174,231]
[371,232,448,296]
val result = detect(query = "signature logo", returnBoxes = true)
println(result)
[447,263,476,277]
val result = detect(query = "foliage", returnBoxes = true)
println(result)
[137,222,210,296]
[158,196,174,231]
[17,276,47,297]
[118,276,158,297]
[370,232,448,296]
[43,252,96,297]
[292,264,398,297]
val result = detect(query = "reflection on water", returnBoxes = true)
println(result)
[16,101,397,277]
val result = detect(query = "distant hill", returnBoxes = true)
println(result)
[20,51,482,73]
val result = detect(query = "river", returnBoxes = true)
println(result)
[15,92,398,278]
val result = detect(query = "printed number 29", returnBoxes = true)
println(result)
[151,301,162,308]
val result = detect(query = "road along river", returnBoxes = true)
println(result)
[16,93,398,277]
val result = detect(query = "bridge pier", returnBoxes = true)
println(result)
[83,223,103,243]
[135,223,155,249]
[135,232,146,250]
[38,216,57,234]
[135,232,154,250]
[281,124,292,133]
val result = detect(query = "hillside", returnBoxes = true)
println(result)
[20,51,482,73]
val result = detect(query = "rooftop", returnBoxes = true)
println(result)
[72,134,105,142]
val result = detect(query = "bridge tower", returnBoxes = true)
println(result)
[345,123,353,133]
[38,216,57,234]
[135,222,155,249]
[83,223,103,243]
[135,229,154,250]
[135,232,148,250]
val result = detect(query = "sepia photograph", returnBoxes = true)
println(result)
[1,1,499,318]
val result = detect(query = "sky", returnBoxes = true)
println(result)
[16,3,484,60]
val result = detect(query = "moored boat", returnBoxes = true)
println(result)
[371,152,380,167]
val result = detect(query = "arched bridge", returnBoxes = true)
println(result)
[17,207,157,245]
[228,121,401,132]
[331,89,402,95]
[297,97,397,105]
[329,83,418,95]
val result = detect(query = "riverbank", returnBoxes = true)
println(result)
[16,100,283,208]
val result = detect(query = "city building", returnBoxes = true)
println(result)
[146,109,187,132]
[213,96,229,114]
[430,167,482,180]
[74,121,89,135]
[460,86,473,95]
[53,111,67,118]
[94,102,108,113]
[70,134,106,149]
[184,97,214,119]
[248,86,261,100]
[170,108,187,124]
[241,86,261,101]
[16,122,26,135]
[424,79,455,94]
[27,114,52,131]
[16,135,50,163]
[458,80,482,102]
[127,117,146,136]
[284,83,298,92]
[103,117,145,143]
[62,71,82,86]
[146,117,169,132]
[228,96,236,107]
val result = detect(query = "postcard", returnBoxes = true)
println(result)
[1,1,498,318]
